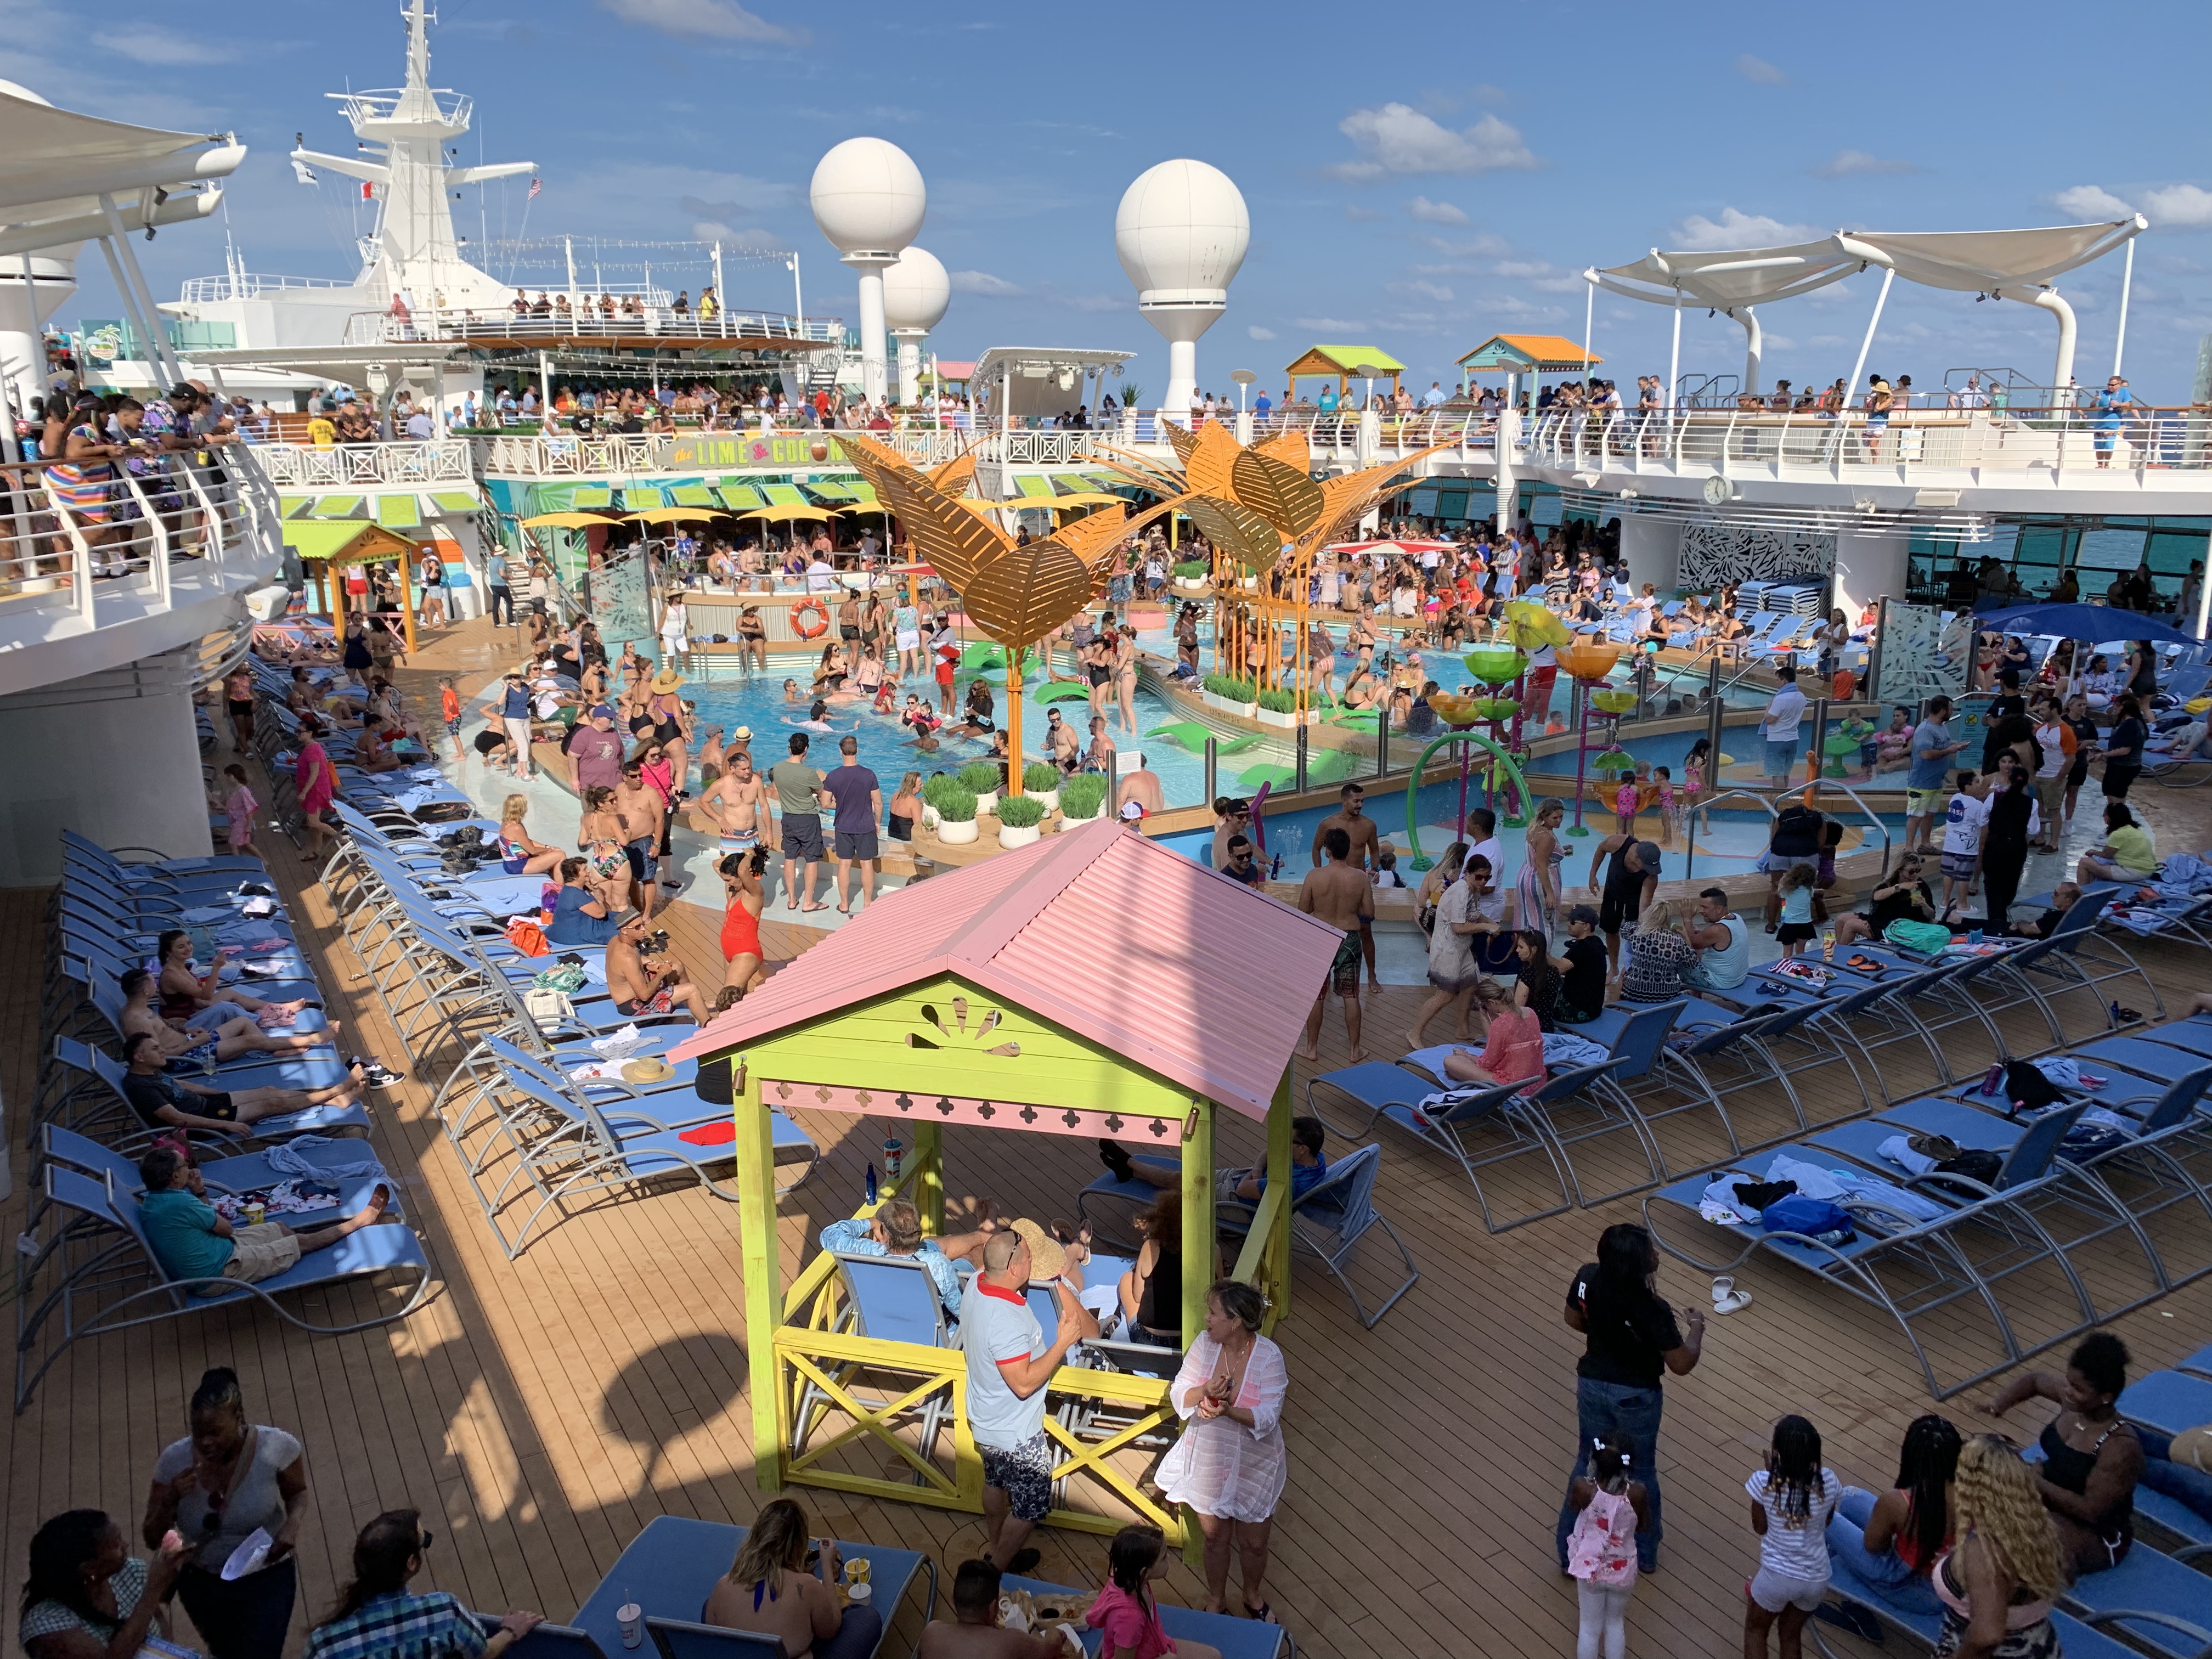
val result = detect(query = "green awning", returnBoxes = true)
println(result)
[311,495,364,519]
[278,495,315,519]
[717,484,766,511]
[669,484,717,507]
[1014,475,1057,499]
[619,486,666,510]
[569,484,613,507]
[805,481,858,502]
[280,520,402,560]
[1049,472,1094,494]
[845,479,879,503]
[374,494,423,529]
[761,483,808,506]
[429,490,481,514]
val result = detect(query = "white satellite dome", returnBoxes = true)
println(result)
[809,137,926,261]
[882,245,950,332]
[1115,159,1249,306]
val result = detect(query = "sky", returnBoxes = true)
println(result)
[11,0,2212,404]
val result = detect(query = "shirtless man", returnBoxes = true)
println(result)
[1316,781,1381,873]
[614,759,668,921]
[119,969,335,1065]
[1042,708,1080,774]
[695,723,726,786]
[1297,825,1375,1062]
[605,911,709,1022]
[697,749,768,857]
[916,1560,1068,1659]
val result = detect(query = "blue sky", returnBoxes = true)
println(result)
[13,0,2212,403]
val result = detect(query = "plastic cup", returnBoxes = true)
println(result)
[849,1558,870,1585]
[845,1583,871,1606]
[617,1604,642,1650]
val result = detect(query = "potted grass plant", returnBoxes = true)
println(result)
[1021,761,1060,812]
[1057,772,1108,823]
[957,760,1002,817]
[932,786,979,844]
[995,792,1046,848]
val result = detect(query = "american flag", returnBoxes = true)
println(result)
[528,178,542,199]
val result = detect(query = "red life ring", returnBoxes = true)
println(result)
[792,597,832,639]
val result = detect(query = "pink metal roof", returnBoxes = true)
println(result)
[667,820,1347,1122]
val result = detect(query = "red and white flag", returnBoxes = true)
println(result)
[527,177,542,200]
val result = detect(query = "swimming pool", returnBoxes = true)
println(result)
[680,656,1306,811]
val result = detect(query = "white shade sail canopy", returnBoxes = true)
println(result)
[1589,219,2146,311]
[0,86,242,229]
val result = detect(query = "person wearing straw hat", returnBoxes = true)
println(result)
[961,1221,1096,1576]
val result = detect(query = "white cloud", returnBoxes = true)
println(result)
[2141,184,2212,228]
[1389,279,1454,302]
[2050,184,2135,219]
[596,0,807,47]
[1060,294,1122,313]
[1414,231,1513,258]
[1343,204,1385,223]
[1327,104,1537,179]
[1734,53,1786,85]
[950,270,1023,296]
[1406,195,1469,225]
[1247,325,1277,340]
[1295,317,1369,332]
[1669,207,1822,251]
[691,221,791,253]
[1814,149,1923,179]
[86,24,237,64]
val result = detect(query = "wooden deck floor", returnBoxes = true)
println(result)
[7,616,2212,1659]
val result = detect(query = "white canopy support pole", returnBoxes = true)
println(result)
[1736,306,1763,397]
[97,197,188,388]
[1844,268,1895,420]
[2112,236,2135,379]
[2197,535,2211,641]
[1580,280,1594,386]
[564,236,577,313]
[1667,286,1682,409]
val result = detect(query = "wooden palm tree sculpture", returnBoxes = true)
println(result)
[1096,421,1456,712]
[836,433,1184,796]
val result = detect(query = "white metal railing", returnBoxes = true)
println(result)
[1523,405,2212,478]
[177,272,355,303]
[0,447,285,635]
[254,440,474,488]
[338,307,842,347]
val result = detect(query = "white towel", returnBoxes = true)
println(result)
[261,1137,386,1182]
[1876,1135,1937,1177]
[1764,1153,1848,1200]
[590,1023,652,1060]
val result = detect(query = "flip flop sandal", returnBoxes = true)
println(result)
[1242,1602,1279,1624]
[2116,1006,2144,1024]
[1713,1287,1753,1314]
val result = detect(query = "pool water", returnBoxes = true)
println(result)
[681,658,1308,812]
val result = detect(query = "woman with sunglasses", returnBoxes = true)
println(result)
[139,1368,308,1659]
[307,1511,541,1659]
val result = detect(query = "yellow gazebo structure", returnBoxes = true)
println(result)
[279,520,428,654]
[1282,344,1406,402]
[666,821,1341,1545]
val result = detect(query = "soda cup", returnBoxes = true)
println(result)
[882,1138,904,1180]
[1820,930,1835,962]
[245,1202,266,1227]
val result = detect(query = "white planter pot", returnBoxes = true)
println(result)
[1200,690,1256,717]
[936,818,978,844]
[998,823,1042,849]
[1254,706,1308,728]
[973,791,998,816]
[1025,789,1059,812]
[1173,577,1205,591]
[1239,575,1259,590]
[1058,803,1103,823]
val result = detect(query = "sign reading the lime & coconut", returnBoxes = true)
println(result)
[671,433,841,470]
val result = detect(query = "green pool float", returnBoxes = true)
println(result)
[1238,763,1297,791]
[1036,684,1093,704]
[1147,721,1259,755]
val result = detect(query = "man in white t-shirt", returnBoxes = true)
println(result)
[1761,667,1808,782]
[805,557,836,593]
[961,1226,1093,1575]
[1938,771,1990,914]
[1463,806,1504,886]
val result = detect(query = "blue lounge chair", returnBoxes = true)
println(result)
[2055,1542,2212,1659]
[1644,1109,2091,1399]
[470,1620,609,1659]
[1000,1576,1293,1659]
[1216,1143,1419,1327]
[571,1515,932,1659]
[646,1619,787,1659]
[16,1165,433,1409]
[2121,1371,2212,1436]
[36,1124,396,1232]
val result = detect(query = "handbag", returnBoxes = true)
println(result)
[1883,918,1954,955]
[521,984,575,1032]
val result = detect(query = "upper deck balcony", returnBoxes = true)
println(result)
[0,448,289,697]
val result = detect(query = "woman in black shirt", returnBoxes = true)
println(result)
[2101,694,2148,802]
[1980,763,2038,930]
[2061,693,2101,824]
[1554,1223,1703,1574]
[1832,853,1937,950]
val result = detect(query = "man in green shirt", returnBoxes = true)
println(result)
[136,1144,392,1285]
[769,731,830,912]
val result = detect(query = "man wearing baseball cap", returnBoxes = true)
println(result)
[564,703,624,798]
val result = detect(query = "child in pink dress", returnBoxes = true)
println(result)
[219,763,259,857]
[1567,1435,1647,1659]
[1086,1526,1178,1659]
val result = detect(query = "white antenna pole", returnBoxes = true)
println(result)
[791,251,804,336]
[565,236,576,312]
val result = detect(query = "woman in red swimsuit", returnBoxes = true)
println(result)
[718,849,769,1003]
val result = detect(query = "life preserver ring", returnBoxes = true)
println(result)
[792,598,831,639]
